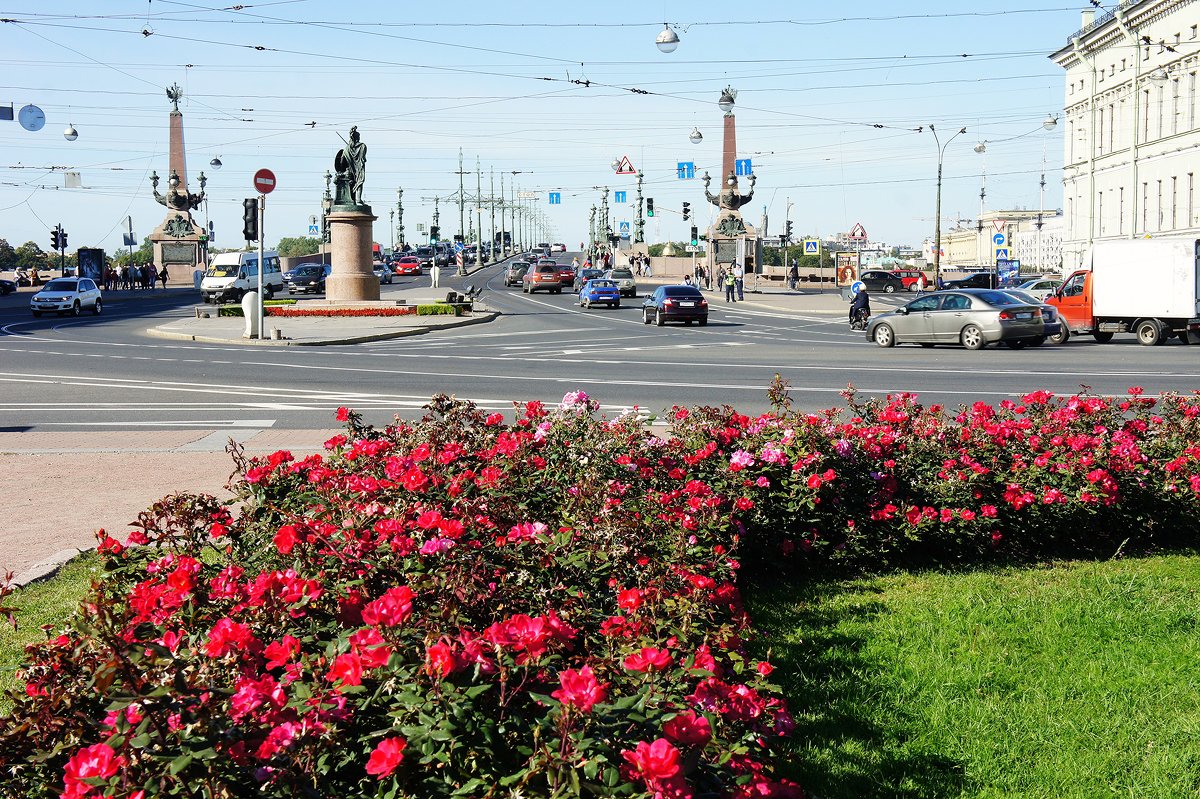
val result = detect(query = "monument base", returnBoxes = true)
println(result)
[326,210,380,302]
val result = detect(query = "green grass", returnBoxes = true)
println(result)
[747,555,1200,798]
[0,553,100,711]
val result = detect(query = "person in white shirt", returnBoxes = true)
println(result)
[430,261,441,288]
[732,263,745,300]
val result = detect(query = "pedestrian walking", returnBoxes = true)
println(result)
[916,272,927,294]
[430,261,441,288]
[159,266,169,289]
[120,265,131,290]
[733,263,745,301]
[724,267,737,303]
[787,261,799,291]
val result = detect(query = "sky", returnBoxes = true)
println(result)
[0,1,1091,255]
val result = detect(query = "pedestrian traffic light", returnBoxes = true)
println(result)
[430,226,440,241]
[682,201,690,222]
[50,226,60,250]
[690,226,698,246]
[646,198,654,217]
[242,198,259,241]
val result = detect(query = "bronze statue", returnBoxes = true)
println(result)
[150,169,205,212]
[334,126,368,207]
[703,170,755,212]
[166,83,182,112]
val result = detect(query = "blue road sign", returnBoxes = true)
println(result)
[735,158,752,176]
[307,224,319,235]
[614,190,627,203]
[676,161,696,179]
[994,248,1010,260]
[619,221,630,232]
[992,232,1006,246]
[548,191,561,205]
[803,239,820,255]
[454,241,465,252]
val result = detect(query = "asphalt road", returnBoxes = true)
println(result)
[2,256,1199,433]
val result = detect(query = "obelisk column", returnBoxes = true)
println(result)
[170,109,188,194]
[722,113,737,184]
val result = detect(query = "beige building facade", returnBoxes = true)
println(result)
[929,210,1063,274]
[1050,1,1200,270]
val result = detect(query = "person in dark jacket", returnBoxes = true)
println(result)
[849,286,871,326]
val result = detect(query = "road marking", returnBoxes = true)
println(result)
[35,419,277,427]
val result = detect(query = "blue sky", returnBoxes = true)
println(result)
[0,1,1089,254]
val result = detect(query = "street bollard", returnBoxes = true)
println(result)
[242,291,260,339]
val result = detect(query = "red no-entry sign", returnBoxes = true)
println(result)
[253,168,276,194]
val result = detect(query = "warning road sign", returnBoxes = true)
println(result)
[803,239,820,255]
[614,156,636,175]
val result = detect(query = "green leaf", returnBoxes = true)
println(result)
[168,753,193,776]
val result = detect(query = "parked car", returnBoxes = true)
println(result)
[504,261,532,287]
[865,289,1044,350]
[0,278,15,296]
[572,268,605,292]
[604,267,638,297]
[1000,288,1061,346]
[857,270,907,294]
[522,262,562,294]
[942,272,997,290]
[394,256,422,275]
[642,285,708,326]
[286,264,331,295]
[372,262,393,284]
[578,279,622,309]
[1017,276,1063,301]
[891,269,929,291]
[30,277,103,317]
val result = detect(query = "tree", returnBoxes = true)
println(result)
[112,236,154,267]
[14,241,48,271]
[276,237,320,258]
[0,238,16,272]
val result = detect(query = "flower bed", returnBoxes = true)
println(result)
[3,384,1199,797]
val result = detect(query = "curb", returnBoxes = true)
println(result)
[11,548,87,588]
[145,310,500,347]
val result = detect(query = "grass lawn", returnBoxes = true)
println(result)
[0,553,101,712]
[747,555,1200,799]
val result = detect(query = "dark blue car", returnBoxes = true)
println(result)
[578,279,622,309]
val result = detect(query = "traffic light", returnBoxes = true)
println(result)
[784,220,793,241]
[690,226,698,246]
[60,230,67,249]
[453,234,464,243]
[646,198,654,217]
[242,198,259,241]
[682,202,690,222]
[430,225,440,241]
[50,226,61,250]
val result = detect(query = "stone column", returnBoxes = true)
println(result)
[326,210,380,301]
[721,114,737,184]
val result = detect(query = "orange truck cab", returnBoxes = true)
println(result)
[1045,237,1200,346]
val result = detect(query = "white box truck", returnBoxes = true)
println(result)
[1046,237,1200,345]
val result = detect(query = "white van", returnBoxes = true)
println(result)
[200,251,283,303]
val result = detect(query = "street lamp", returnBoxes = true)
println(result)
[63,123,78,142]
[689,127,703,144]
[1037,114,1058,272]
[718,86,736,114]
[209,156,223,170]
[655,23,680,53]
[929,124,967,285]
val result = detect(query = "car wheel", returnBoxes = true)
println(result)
[1005,339,1026,350]
[884,284,896,294]
[1048,325,1070,345]
[699,316,708,326]
[581,299,588,309]
[71,300,81,316]
[32,310,42,318]
[1030,337,1046,347]
[1136,319,1165,346]
[263,286,274,300]
[655,310,665,327]
[873,324,895,347]
[92,297,102,315]
[908,284,918,292]
[643,310,652,325]
[1093,331,1114,343]
[685,319,694,325]
[614,301,620,309]
[554,288,562,294]
[961,324,986,350]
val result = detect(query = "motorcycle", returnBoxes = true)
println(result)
[849,306,870,331]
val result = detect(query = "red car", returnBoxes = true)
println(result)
[557,264,576,285]
[891,269,929,292]
[394,256,422,276]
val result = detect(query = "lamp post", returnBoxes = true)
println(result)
[974,141,987,268]
[389,208,395,251]
[929,124,968,285]
[321,170,332,267]
[396,187,405,248]
[1037,114,1058,273]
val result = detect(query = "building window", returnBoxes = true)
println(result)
[1143,89,1151,140]
[1189,72,1196,130]
[1156,85,1165,139]
[1119,186,1125,235]
[1172,79,1181,135]
[1142,182,1149,232]
[1189,173,1195,227]
[1191,24,1198,39]
[1108,104,1116,151]
[1122,58,1128,71]
[1097,108,1105,155]
[1171,177,1178,229]
[1157,180,1163,231]
[1068,120,1075,162]
[1098,191,1105,235]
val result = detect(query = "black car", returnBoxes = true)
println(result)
[286,264,330,295]
[416,246,434,267]
[857,270,907,294]
[943,272,997,290]
[572,268,605,293]
[642,285,709,326]
[0,279,15,296]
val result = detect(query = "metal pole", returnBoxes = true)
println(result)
[397,187,404,248]
[635,170,644,244]
[389,209,395,251]
[476,159,484,269]
[458,149,466,242]
[499,173,505,254]
[489,168,496,262]
[257,194,265,339]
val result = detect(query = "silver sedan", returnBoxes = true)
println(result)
[865,289,1045,350]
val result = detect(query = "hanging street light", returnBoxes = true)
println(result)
[655,23,680,54]
[718,86,736,114]
[209,156,223,170]
[1042,113,1059,132]
[63,123,78,142]
[689,127,703,144]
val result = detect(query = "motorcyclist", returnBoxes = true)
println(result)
[849,285,871,327]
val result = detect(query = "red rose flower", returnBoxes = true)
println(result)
[365,736,407,779]
[624,646,673,673]
[361,585,415,628]
[551,665,607,713]
[621,737,682,781]
[62,743,123,799]
[663,711,712,747]
[425,641,458,679]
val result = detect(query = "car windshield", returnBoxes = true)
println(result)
[43,279,78,291]
[976,290,1023,306]
[206,266,238,277]
[663,286,702,297]
[537,265,557,274]
[588,280,617,289]
[609,269,634,280]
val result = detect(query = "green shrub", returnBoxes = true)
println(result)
[416,303,458,316]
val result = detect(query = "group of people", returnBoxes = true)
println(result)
[713,263,746,303]
[104,264,168,291]
[630,253,653,277]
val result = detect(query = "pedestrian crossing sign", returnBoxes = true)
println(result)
[803,238,820,255]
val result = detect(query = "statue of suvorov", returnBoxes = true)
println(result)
[333,126,368,209]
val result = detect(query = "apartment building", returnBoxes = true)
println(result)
[1050,0,1200,269]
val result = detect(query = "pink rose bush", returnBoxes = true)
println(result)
[3,383,1198,797]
